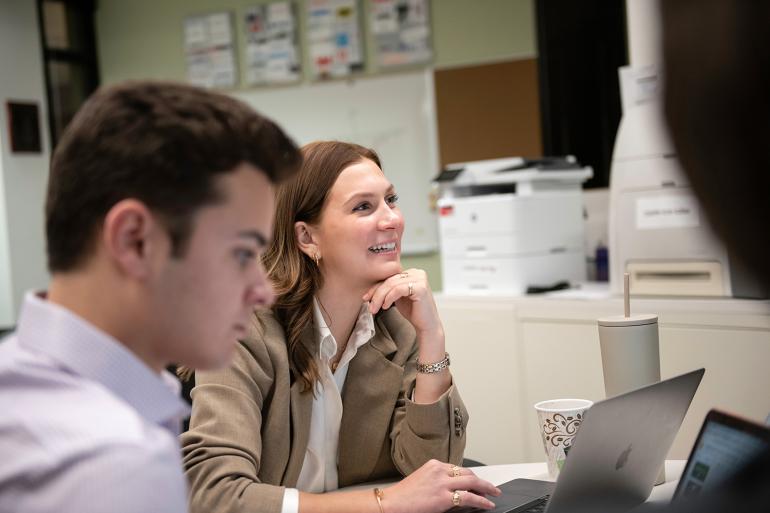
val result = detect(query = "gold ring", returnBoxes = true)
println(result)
[408,282,414,296]
[452,490,462,506]
[451,465,461,477]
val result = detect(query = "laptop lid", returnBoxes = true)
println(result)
[672,409,770,501]
[545,368,705,513]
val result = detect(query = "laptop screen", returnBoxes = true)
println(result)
[673,410,770,500]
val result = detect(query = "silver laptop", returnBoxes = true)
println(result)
[451,368,705,513]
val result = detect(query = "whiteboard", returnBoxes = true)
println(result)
[232,68,439,254]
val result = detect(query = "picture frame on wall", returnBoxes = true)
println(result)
[183,11,238,89]
[6,101,42,154]
[370,0,432,68]
[244,2,301,86]
[306,0,365,80]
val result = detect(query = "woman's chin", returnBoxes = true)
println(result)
[367,266,402,283]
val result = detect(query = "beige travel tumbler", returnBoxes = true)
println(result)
[597,273,665,484]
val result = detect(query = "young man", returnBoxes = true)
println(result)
[0,81,301,512]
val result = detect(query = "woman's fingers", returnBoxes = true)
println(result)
[449,489,497,510]
[381,282,419,310]
[365,269,425,313]
[384,460,501,513]
[451,474,502,497]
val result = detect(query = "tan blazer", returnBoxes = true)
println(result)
[181,308,468,513]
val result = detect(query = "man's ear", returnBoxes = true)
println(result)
[102,199,165,279]
[294,221,319,260]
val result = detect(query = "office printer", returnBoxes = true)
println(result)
[435,157,592,295]
[608,101,765,298]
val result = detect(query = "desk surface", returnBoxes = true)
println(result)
[470,460,686,504]
[346,460,687,505]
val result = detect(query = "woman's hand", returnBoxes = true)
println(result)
[381,459,501,513]
[363,268,442,338]
[363,268,449,403]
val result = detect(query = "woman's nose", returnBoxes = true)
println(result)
[378,204,403,230]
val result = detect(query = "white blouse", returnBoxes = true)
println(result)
[281,298,375,513]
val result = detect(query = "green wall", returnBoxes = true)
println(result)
[97,0,535,85]
[432,0,535,68]
[95,0,536,291]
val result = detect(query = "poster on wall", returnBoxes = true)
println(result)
[183,11,238,89]
[244,2,301,85]
[370,0,431,68]
[306,0,364,80]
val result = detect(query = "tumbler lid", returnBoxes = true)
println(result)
[597,313,658,327]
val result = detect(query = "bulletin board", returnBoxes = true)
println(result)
[233,68,439,254]
[434,58,542,167]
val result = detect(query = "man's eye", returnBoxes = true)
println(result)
[234,248,256,267]
[353,202,371,212]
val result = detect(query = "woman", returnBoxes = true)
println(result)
[181,141,500,513]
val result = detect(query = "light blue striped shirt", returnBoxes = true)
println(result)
[0,292,191,513]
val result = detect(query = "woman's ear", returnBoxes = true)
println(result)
[294,221,319,260]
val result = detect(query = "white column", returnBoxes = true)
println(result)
[0,0,50,328]
[626,0,663,67]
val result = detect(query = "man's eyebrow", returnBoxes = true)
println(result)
[236,230,268,247]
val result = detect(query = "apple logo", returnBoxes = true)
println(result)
[616,444,633,470]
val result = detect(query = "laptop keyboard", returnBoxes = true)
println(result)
[519,495,550,513]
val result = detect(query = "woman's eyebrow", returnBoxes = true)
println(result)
[343,185,395,205]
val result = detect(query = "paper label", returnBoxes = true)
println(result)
[636,196,700,230]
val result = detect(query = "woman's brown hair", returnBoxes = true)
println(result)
[262,141,381,393]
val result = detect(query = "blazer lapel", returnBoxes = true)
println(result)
[282,327,315,487]
[338,325,402,485]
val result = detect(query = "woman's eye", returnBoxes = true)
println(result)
[353,202,371,212]
[387,194,399,205]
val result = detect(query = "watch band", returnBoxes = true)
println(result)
[417,352,450,374]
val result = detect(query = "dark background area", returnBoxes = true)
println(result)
[536,0,628,188]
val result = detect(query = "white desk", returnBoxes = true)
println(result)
[470,460,686,504]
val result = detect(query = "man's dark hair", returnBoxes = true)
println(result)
[662,0,770,288]
[45,80,301,272]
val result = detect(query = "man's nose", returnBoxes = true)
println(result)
[246,268,275,308]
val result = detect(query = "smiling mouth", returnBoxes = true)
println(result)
[369,242,397,254]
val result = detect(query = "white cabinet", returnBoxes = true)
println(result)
[439,298,525,465]
[438,292,770,465]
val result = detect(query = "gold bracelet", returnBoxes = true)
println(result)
[416,352,450,374]
[373,487,385,513]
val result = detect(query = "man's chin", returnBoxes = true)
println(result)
[184,343,236,372]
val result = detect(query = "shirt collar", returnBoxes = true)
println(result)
[312,298,375,361]
[15,292,190,429]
